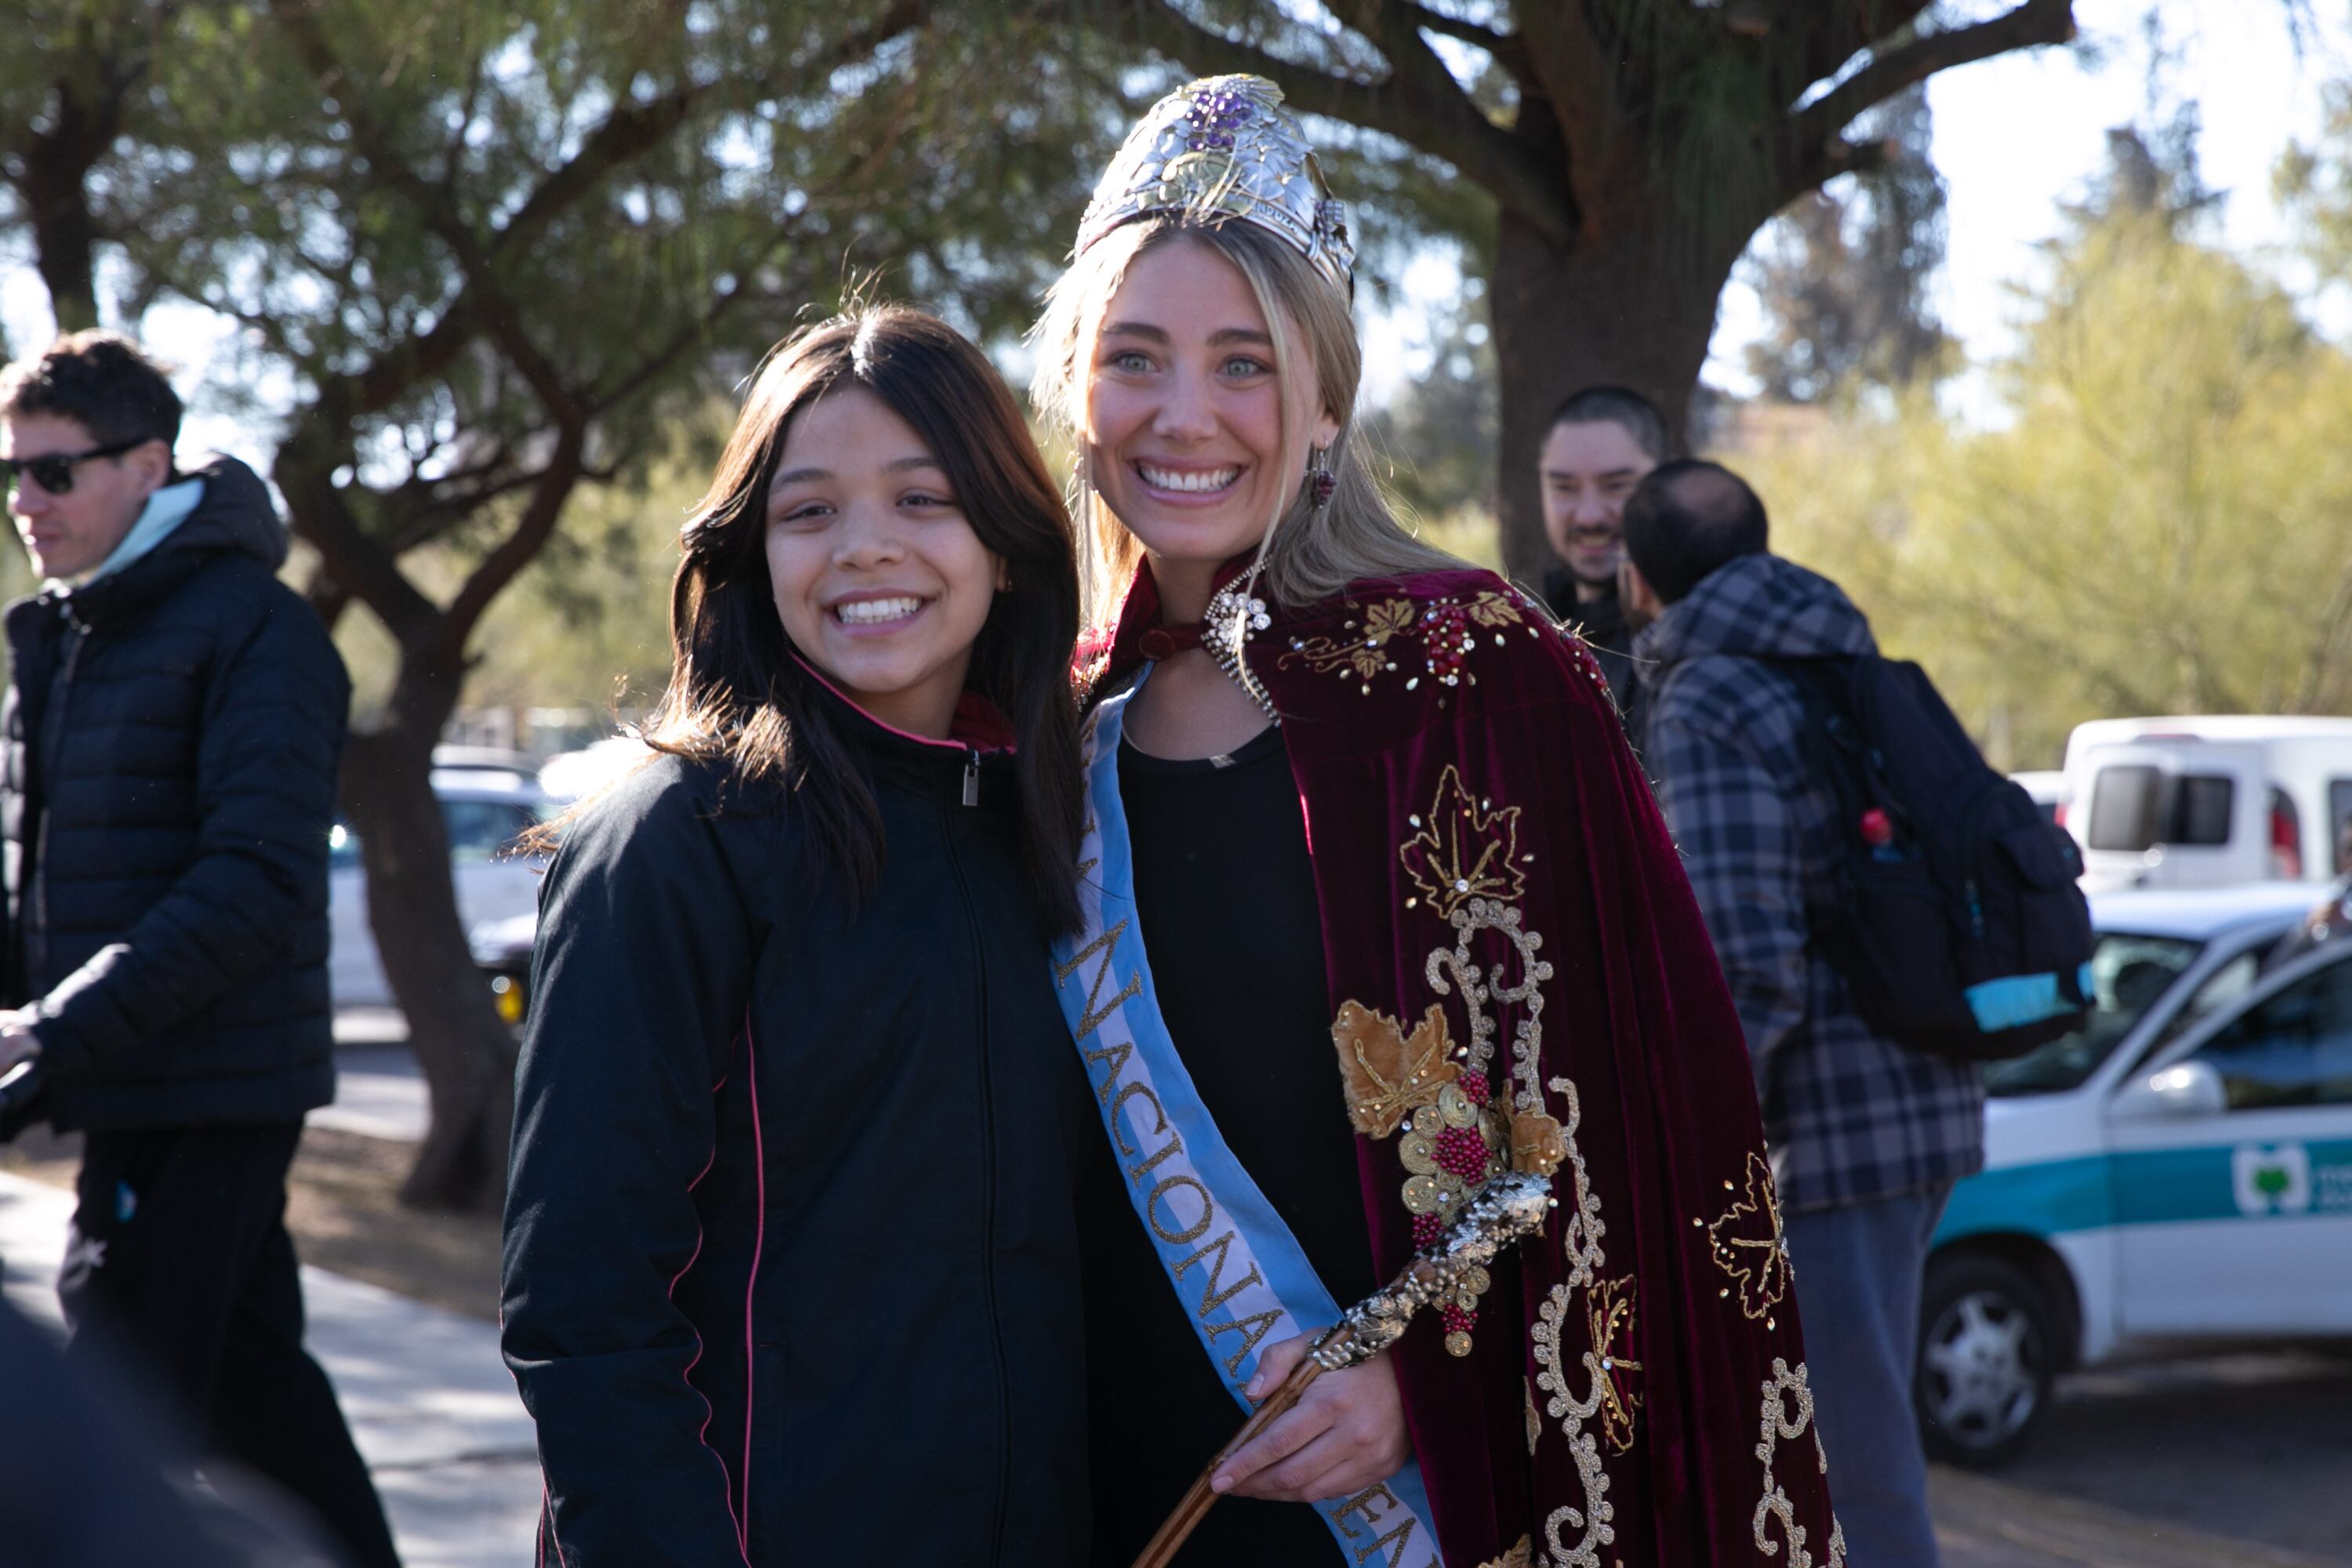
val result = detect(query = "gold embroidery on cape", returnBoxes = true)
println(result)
[1400,766,1527,919]
[1585,1277,1643,1454]
[1344,760,1559,1356]
[1708,1151,1793,1322]
[1479,1537,1535,1568]
[1276,589,1528,695]
[1332,1000,1458,1138]
[1525,1076,1621,1568]
[1279,597,1414,692]
[1510,1107,1568,1178]
[1754,1359,1846,1567]
[1399,1090,1509,1225]
[1524,1377,1541,1455]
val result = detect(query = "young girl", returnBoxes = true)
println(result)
[503,306,1094,1566]
[1030,78,1842,1566]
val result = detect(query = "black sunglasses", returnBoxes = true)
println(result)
[1,438,148,497]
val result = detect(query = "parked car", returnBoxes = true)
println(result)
[2060,716,2352,891]
[328,768,550,1009]
[1916,880,2352,1467]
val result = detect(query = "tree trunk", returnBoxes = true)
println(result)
[1488,209,1742,585]
[343,662,517,1214]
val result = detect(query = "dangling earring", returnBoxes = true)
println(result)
[1307,444,1336,512]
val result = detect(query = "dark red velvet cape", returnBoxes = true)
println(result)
[1089,564,1842,1568]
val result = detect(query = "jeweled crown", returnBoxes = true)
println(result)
[1076,74,1354,296]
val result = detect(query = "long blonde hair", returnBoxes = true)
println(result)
[1029,217,1457,623]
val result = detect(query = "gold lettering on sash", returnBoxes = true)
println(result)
[1055,920,1143,1044]
[1108,1081,1168,1158]
[1207,1309,1281,1377]
[1147,1175,1214,1244]
[1127,1134,1184,1184]
[1331,1487,1430,1568]
[1082,1040,1134,1105]
[1173,1230,1264,1319]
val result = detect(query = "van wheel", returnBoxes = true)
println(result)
[1915,1252,2056,1469]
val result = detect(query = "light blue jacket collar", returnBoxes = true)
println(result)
[58,477,204,592]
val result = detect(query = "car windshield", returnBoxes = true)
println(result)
[1984,931,2205,1095]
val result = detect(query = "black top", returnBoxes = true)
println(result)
[504,709,1095,1567]
[1080,724,1377,1567]
[1541,565,1646,750]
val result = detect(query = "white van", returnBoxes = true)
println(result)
[2060,717,2352,892]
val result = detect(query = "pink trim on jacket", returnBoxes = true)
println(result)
[785,650,1018,753]
[738,1017,769,1559]
[666,1054,750,1566]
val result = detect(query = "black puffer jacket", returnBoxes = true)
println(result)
[502,703,1094,1567]
[2,454,349,1131]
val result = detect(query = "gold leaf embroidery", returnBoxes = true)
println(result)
[1509,1109,1568,1178]
[1467,590,1524,628]
[1278,596,1417,693]
[1276,591,1509,694]
[1365,597,1417,640]
[1707,1152,1793,1322]
[1586,1277,1643,1454]
[1524,1377,1541,1456]
[1479,1537,1534,1568]
[1331,1000,1458,1138]
[1399,765,1526,920]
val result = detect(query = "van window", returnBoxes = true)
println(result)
[2085,767,2234,852]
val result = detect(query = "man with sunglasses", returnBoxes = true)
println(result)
[0,331,399,1567]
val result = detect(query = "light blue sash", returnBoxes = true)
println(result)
[1051,675,1445,1567]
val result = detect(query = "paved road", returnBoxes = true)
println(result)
[0,1171,536,1567]
[1930,1351,2352,1566]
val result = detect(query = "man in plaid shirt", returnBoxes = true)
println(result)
[1622,459,1981,1568]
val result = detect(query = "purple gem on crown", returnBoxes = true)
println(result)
[1184,84,1254,154]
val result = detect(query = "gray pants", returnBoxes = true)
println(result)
[1784,1182,1953,1567]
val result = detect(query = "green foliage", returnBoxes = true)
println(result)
[1363,274,1498,525]
[1741,209,2352,770]
[1744,87,1953,403]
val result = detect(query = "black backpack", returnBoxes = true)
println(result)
[1766,655,2095,1063]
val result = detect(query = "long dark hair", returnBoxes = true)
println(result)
[648,305,1084,933]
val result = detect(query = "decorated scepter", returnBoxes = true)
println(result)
[1130,1171,1555,1568]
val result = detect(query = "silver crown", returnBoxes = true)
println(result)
[1076,74,1354,296]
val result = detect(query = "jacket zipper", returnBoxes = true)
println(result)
[28,603,89,976]
[939,792,1011,1561]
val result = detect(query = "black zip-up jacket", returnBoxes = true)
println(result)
[1541,565,1645,750]
[1,454,347,1130]
[501,707,1094,1567]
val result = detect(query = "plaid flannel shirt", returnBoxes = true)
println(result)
[1635,554,1983,1214]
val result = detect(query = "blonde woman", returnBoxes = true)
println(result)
[1033,77,1842,1568]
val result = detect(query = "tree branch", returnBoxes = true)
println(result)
[1796,0,2074,144]
[1506,0,1626,232]
[1791,133,1893,195]
[431,422,587,666]
[1773,0,1938,103]
[272,0,586,426]
[274,435,441,644]
[1399,2,1524,74]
